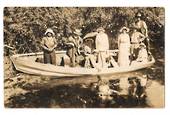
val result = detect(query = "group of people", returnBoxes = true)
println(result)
[118,12,149,67]
[40,12,150,68]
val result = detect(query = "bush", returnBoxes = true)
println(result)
[3,7,164,54]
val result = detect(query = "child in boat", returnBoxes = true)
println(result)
[136,43,148,63]
[41,28,57,65]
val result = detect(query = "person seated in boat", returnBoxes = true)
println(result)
[83,27,109,68]
[81,44,98,68]
[106,53,119,68]
[41,28,57,65]
[130,27,146,60]
[136,43,148,63]
[66,29,83,67]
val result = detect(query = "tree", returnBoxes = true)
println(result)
[4,7,164,54]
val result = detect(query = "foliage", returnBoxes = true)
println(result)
[3,7,164,54]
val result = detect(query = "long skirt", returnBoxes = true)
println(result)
[43,50,56,65]
[118,43,130,67]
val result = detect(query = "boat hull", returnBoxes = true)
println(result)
[10,51,155,77]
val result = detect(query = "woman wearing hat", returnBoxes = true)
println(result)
[118,26,131,67]
[136,43,148,63]
[41,28,57,65]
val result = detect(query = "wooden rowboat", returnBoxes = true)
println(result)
[10,51,155,77]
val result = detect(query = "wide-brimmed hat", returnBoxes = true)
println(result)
[45,28,55,36]
[119,26,130,33]
[73,29,82,36]
[97,27,105,32]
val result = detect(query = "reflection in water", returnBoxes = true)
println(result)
[6,69,162,108]
[5,47,164,108]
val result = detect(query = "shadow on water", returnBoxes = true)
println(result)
[6,83,150,108]
[5,54,164,108]
[5,62,163,108]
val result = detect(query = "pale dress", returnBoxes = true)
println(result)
[118,33,130,67]
[95,33,109,51]
[95,33,109,68]
[136,48,148,63]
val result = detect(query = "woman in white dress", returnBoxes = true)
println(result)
[136,43,148,63]
[118,27,131,67]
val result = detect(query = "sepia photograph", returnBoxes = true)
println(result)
[3,7,165,108]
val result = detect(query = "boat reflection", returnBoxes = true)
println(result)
[5,63,164,108]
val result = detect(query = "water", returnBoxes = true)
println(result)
[4,45,164,108]
[5,65,164,108]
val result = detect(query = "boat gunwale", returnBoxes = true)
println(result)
[10,51,156,76]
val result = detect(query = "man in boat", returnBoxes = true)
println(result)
[134,12,150,52]
[66,29,83,67]
[41,28,57,65]
[130,27,146,60]
[83,27,109,68]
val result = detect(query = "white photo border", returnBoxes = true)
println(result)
[0,0,169,115]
